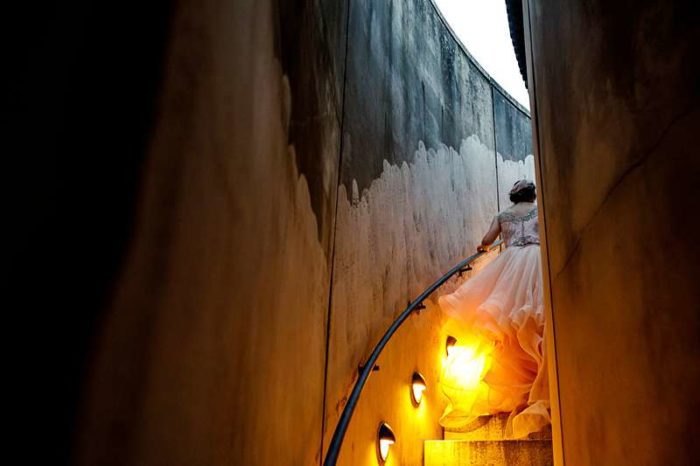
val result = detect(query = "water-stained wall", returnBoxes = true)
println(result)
[524,0,700,464]
[75,0,342,464]
[9,0,532,464]
[324,1,534,464]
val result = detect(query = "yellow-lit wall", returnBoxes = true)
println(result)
[525,0,700,464]
[332,254,500,466]
[58,0,534,465]
[75,1,334,464]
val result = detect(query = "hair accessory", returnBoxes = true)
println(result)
[509,179,535,195]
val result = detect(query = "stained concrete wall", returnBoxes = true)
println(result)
[524,0,700,464]
[7,0,533,464]
[75,0,341,464]
[324,1,534,464]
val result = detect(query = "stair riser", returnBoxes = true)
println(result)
[425,440,553,466]
[443,414,552,441]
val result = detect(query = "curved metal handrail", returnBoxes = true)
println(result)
[323,240,504,466]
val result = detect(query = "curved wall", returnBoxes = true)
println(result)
[8,0,533,464]
[325,1,534,464]
[525,0,700,464]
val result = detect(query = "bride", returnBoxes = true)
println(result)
[439,179,550,439]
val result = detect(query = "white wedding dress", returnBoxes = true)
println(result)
[438,202,550,438]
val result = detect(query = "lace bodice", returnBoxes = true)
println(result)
[498,207,540,247]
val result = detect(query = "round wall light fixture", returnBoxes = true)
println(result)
[376,422,396,463]
[410,371,427,406]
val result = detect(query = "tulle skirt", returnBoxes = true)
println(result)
[438,244,550,438]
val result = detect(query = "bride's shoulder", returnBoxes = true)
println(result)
[497,207,515,222]
[498,204,520,216]
[498,203,538,222]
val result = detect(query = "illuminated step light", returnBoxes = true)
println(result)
[376,422,396,463]
[411,371,427,406]
[445,335,457,356]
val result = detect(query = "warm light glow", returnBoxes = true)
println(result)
[441,336,494,419]
[378,438,393,461]
[411,383,426,405]
[376,422,396,463]
[445,335,458,356]
[446,346,488,390]
[411,372,427,405]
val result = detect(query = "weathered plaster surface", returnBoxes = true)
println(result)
[320,2,536,464]
[60,0,535,465]
[329,136,497,391]
[340,0,496,192]
[77,1,333,465]
[325,137,535,464]
[278,0,346,252]
[494,89,533,163]
[527,0,700,464]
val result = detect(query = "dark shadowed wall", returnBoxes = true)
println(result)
[75,1,341,464]
[524,0,700,464]
[5,1,175,463]
[6,0,532,464]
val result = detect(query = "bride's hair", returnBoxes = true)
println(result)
[510,185,537,203]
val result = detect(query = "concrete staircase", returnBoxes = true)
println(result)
[424,413,553,466]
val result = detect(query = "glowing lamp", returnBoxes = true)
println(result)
[410,371,427,406]
[445,335,457,356]
[376,422,396,463]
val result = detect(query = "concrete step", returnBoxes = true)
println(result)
[443,413,552,441]
[424,439,553,466]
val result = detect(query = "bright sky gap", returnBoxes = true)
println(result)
[433,0,530,110]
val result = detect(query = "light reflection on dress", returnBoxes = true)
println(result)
[439,203,550,439]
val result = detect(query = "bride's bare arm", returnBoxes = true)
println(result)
[478,216,501,251]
